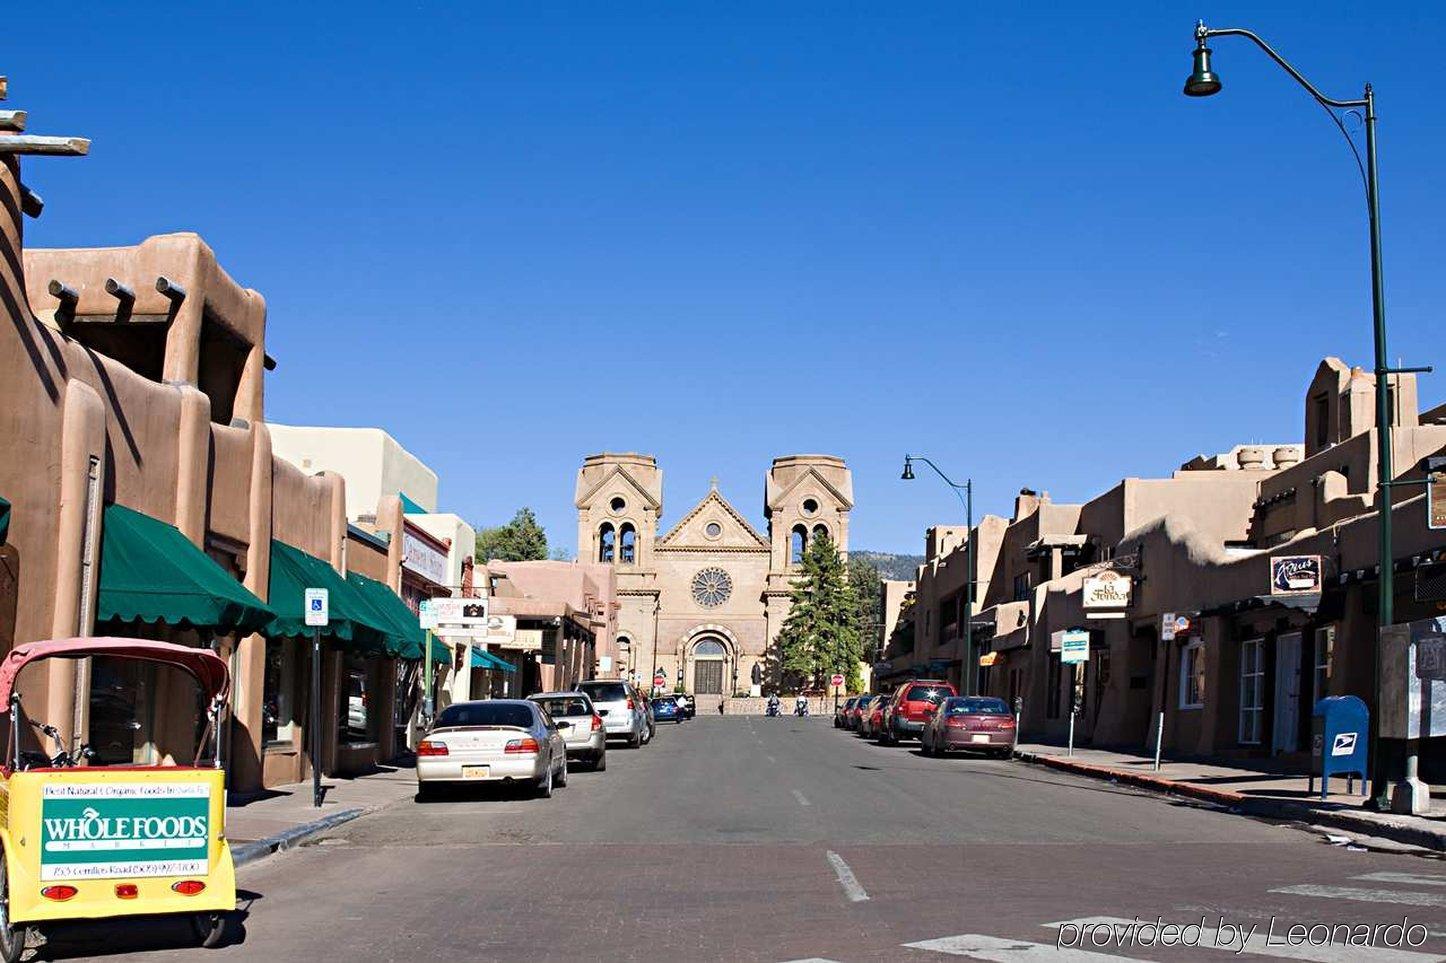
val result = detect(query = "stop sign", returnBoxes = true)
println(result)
[829,673,845,688]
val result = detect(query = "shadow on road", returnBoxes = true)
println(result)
[33,889,260,960]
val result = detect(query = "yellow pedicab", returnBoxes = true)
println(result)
[0,637,236,960]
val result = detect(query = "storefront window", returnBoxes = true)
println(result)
[89,656,205,766]
[1239,639,1264,744]
[263,641,301,747]
[339,652,380,745]
[1180,640,1205,709]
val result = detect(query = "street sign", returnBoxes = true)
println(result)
[829,673,845,688]
[1430,471,1446,530]
[1161,612,1177,641]
[418,599,438,630]
[304,588,329,627]
[423,598,489,626]
[1060,628,1090,665]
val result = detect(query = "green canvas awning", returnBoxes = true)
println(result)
[429,636,452,664]
[264,541,391,649]
[345,572,425,660]
[96,504,274,634]
[472,647,516,673]
[0,496,10,545]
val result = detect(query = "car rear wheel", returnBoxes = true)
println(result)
[555,754,568,788]
[592,751,607,771]
[627,728,642,749]
[536,765,554,798]
[0,852,31,963]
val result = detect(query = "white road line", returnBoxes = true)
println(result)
[824,851,869,903]
[765,754,777,763]
[777,959,842,963]
[903,934,1147,961]
[792,789,811,807]
[1355,872,1446,888]
[1271,884,1446,909]
[1044,916,1445,963]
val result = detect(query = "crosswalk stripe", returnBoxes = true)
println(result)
[1355,872,1446,888]
[1044,916,1445,963]
[902,934,1148,961]
[1271,884,1446,909]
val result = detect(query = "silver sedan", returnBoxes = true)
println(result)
[416,699,568,798]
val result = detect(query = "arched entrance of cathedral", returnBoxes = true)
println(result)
[684,629,735,713]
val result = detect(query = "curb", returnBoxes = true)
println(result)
[230,807,365,868]
[1014,750,1446,853]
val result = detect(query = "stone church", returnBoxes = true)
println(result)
[575,453,853,705]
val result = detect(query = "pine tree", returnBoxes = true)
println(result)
[474,507,550,562]
[776,534,864,690]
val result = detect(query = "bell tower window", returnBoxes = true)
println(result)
[598,523,615,563]
[790,525,807,564]
[619,523,636,565]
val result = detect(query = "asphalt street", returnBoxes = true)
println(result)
[41,717,1446,962]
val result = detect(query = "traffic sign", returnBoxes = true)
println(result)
[304,588,329,627]
[1060,628,1089,665]
[829,673,845,688]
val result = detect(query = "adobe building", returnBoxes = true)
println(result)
[886,357,1446,788]
[0,81,423,792]
[575,453,852,708]
[480,560,619,697]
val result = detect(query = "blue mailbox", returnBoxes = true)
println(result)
[1309,695,1369,800]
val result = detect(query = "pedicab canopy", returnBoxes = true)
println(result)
[96,504,275,634]
[0,637,231,706]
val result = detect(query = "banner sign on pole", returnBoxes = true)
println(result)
[1060,628,1090,665]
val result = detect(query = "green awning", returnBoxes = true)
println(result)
[430,636,452,664]
[264,541,391,649]
[475,647,515,673]
[96,504,274,634]
[345,572,425,660]
[0,496,10,544]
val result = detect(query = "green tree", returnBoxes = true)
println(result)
[847,556,884,663]
[474,508,549,562]
[776,534,864,691]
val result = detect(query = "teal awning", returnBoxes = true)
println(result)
[399,492,428,515]
[345,572,425,660]
[474,647,516,673]
[264,541,391,649]
[430,636,452,664]
[96,504,275,634]
[0,496,10,544]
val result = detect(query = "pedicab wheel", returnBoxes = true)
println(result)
[0,853,30,963]
[192,911,229,948]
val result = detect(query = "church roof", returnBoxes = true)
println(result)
[575,462,661,511]
[658,485,769,550]
[765,463,854,512]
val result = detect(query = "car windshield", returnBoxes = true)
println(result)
[436,703,534,729]
[904,686,948,704]
[946,697,1010,716]
[533,696,591,717]
[855,697,873,708]
[579,682,629,703]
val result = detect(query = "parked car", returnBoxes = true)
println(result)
[860,697,887,739]
[879,680,957,744]
[652,695,683,724]
[528,691,607,770]
[922,695,1016,758]
[675,693,696,719]
[834,696,857,728]
[847,694,875,732]
[416,699,568,798]
[577,679,650,748]
[639,692,656,742]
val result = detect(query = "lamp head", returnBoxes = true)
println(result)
[1184,23,1221,97]
[901,458,915,481]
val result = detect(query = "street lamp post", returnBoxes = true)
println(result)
[902,456,976,695]
[1183,21,1431,812]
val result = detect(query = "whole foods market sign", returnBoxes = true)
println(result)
[40,783,210,880]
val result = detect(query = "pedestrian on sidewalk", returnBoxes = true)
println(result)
[718,698,725,715]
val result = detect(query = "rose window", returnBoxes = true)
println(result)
[691,567,733,608]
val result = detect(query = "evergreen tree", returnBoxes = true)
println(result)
[474,507,550,562]
[776,534,864,690]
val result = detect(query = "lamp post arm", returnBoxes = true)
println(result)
[904,455,969,516]
[1200,25,1366,109]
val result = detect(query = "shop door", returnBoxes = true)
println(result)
[695,661,724,695]
[1272,632,1303,753]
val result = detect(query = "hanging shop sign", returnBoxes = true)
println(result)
[1270,555,1322,595]
[402,527,449,585]
[1082,571,1132,609]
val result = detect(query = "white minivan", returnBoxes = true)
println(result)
[576,679,649,748]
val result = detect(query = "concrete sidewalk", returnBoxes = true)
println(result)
[225,762,417,866]
[1014,741,1446,852]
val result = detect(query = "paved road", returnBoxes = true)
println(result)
[41,717,1446,962]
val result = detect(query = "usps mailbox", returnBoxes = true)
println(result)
[1309,695,1368,800]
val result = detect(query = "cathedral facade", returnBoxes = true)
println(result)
[575,453,852,703]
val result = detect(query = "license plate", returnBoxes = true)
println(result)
[462,765,491,779]
[971,734,991,744]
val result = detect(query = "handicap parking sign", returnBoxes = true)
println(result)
[304,588,329,627]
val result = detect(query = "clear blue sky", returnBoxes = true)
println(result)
[10,2,1442,555]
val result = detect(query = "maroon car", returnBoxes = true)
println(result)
[921,696,1016,758]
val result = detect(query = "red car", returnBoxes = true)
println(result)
[860,697,888,739]
[922,695,1016,758]
[878,679,956,744]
